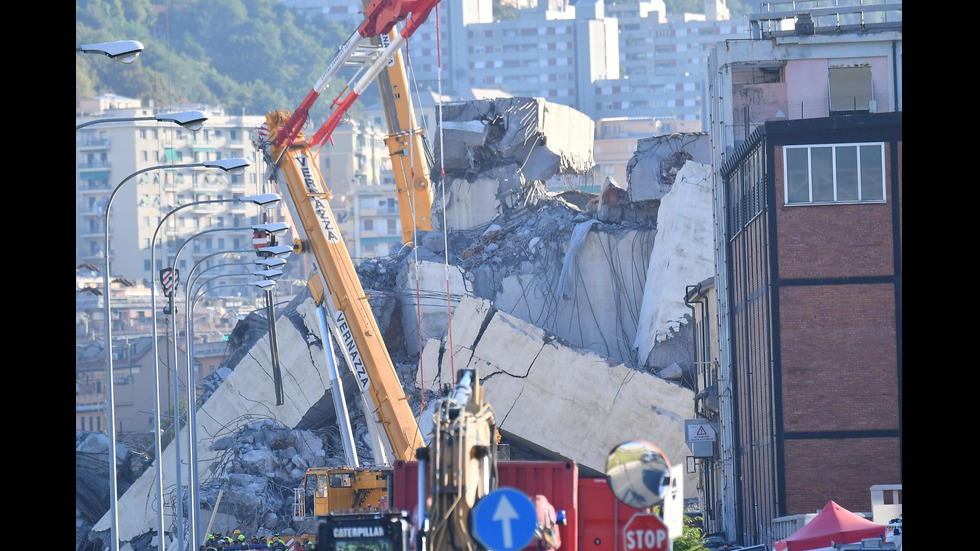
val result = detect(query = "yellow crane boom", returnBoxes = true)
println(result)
[261,112,425,461]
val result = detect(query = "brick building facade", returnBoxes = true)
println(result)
[721,112,902,541]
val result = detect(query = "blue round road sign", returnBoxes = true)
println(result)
[471,487,537,551]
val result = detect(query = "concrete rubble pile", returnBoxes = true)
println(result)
[81,98,715,551]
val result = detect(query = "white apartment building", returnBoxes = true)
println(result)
[75,97,276,288]
[75,92,412,303]
[318,116,406,260]
[281,0,747,123]
[601,0,746,124]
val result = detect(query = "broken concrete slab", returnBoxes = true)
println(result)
[396,259,470,357]
[505,224,655,363]
[626,132,710,202]
[433,97,595,182]
[418,295,696,495]
[597,176,660,224]
[430,165,519,233]
[634,161,715,366]
[403,199,666,370]
[96,295,333,543]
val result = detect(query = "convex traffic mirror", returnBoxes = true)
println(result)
[605,440,671,509]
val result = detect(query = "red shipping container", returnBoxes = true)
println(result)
[392,460,643,551]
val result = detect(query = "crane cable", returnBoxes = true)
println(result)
[433,4,456,386]
[404,3,456,407]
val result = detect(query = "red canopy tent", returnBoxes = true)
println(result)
[773,501,886,551]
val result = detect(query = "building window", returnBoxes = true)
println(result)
[784,143,885,205]
[829,65,873,113]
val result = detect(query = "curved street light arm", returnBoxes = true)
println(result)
[76,110,208,131]
[253,221,290,235]
[253,269,284,280]
[76,40,144,63]
[255,257,288,270]
[189,251,269,292]
[169,224,289,299]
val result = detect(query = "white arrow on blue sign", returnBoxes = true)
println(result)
[471,487,537,551]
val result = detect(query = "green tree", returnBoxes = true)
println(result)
[672,515,708,551]
[76,0,351,118]
[493,0,517,21]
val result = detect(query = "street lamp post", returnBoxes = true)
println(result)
[76,40,145,64]
[166,223,288,549]
[149,192,278,551]
[252,278,285,405]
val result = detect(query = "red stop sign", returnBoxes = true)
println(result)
[623,513,670,551]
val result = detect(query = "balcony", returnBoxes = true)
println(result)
[78,160,111,171]
[78,180,112,193]
[76,402,106,413]
[749,1,902,39]
[727,97,882,145]
[77,136,112,149]
[78,199,108,218]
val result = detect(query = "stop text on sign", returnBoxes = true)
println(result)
[624,527,668,551]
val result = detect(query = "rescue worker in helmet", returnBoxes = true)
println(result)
[269,532,287,551]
